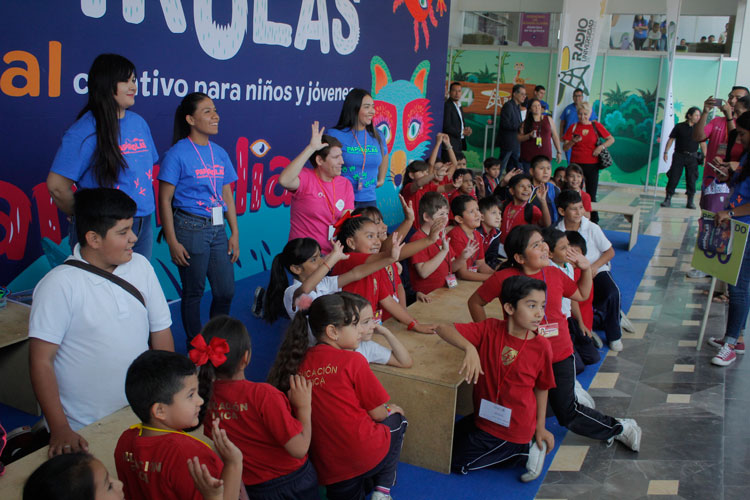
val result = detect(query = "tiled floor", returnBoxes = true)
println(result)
[536,185,750,500]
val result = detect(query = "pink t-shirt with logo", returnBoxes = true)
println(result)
[289,168,354,253]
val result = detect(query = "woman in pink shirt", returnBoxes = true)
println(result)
[280,122,355,254]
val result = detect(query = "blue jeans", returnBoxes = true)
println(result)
[725,240,750,343]
[69,213,153,261]
[174,210,235,344]
[500,148,520,173]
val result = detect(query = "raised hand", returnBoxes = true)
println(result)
[429,215,449,242]
[309,121,327,150]
[390,231,406,261]
[462,238,480,260]
[399,195,415,221]
[287,374,313,411]
[502,167,523,184]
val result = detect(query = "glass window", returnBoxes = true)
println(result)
[676,16,732,54]
[609,14,667,52]
[462,12,560,48]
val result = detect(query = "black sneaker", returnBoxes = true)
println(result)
[252,286,265,318]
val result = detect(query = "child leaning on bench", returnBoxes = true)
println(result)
[435,275,555,481]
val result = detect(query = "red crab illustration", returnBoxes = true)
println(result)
[393,0,447,52]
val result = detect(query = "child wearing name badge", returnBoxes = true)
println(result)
[468,225,642,452]
[115,351,244,500]
[436,275,555,481]
[499,174,550,244]
[158,93,239,346]
[448,195,495,281]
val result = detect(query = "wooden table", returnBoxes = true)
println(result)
[591,202,640,251]
[370,281,503,473]
[1,406,212,498]
[0,300,39,415]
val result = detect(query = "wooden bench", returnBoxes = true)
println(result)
[1,406,213,498]
[0,301,39,415]
[591,202,640,251]
[371,281,503,474]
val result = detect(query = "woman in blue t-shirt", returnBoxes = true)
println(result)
[709,111,750,367]
[328,88,388,208]
[47,54,159,259]
[158,92,239,346]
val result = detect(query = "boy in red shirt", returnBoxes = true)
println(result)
[478,196,502,255]
[115,350,243,500]
[449,195,495,281]
[500,174,550,244]
[436,275,555,480]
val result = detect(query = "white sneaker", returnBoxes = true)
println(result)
[591,333,604,349]
[615,418,642,451]
[574,380,596,409]
[371,492,392,500]
[520,440,547,482]
[609,339,624,352]
[687,268,708,279]
[620,311,635,333]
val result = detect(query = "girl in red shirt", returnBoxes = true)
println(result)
[467,225,642,452]
[267,293,407,500]
[564,164,592,219]
[196,316,318,499]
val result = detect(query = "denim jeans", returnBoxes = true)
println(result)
[69,213,153,261]
[173,210,235,344]
[725,239,750,343]
[500,148,521,173]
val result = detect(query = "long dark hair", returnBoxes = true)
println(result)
[263,238,321,323]
[499,224,543,270]
[24,453,95,500]
[336,215,375,252]
[401,160,430,189]
[267,292,362,392]
[173,92,211,144]
[196,315,252,424]
[77,54,136,188]
[333,88,383,150]
[522,98,543,134]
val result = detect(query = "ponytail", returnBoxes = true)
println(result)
[267,293,361,392]
[263,238,321,323]
[194,315,251,424]
[172,92,210,145]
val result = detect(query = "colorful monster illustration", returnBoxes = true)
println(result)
[370,56,433,225]
[513,62,526,85]
[393,0,447,52]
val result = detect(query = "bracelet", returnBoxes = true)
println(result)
[407,320,417,331]
[385,404,392,416]
[322,260,331,271]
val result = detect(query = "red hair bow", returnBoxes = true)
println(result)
[189,335,230,367]
[332,212,361,237]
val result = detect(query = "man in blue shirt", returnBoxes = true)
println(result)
[496,84,526,172]
[524,85,550,115]
[560,88,598,162]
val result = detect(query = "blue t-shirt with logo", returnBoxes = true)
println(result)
[328,127,384,202]
[51,110,159,216]
[561,103,598,129]
[158,138,237,218]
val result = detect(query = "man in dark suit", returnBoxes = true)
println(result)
[496,84,526,172]
[442,82,472,161]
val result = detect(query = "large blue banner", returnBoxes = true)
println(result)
[0,0,450,298]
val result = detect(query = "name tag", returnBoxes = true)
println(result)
[335,198,345,211]
[445,273,458,288]
[374,309,383,325]
[328,225,335,241]
[538,323,559,338]
[468,265,478,273]
[392,293,399,303]
[211,206,223,226]
[479,399,512,427]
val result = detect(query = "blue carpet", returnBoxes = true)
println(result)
[1,231,659,499]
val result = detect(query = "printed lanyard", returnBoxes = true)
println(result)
[188,137,219,205]
[495,328,530,401]
[314,170,338,223]
[486,175,498,192]
[352,129,368,178]
[129,423,212,450]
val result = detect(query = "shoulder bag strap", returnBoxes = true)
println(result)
[63,260,146,308]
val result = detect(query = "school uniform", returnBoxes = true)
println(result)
[380,263,403,321]
[448,226,485,271]
[331,253,390,316]
[500,203,542,244]
[556,217,621,343]
[477,267,623,441]
[451,319,555,473]
[300,345,407,500]
[408,229,455,295]
[529,181,560,226]
[203,380,318,499]
[402,182,438,230]
[29,245,171,430]
[115,428,222,500]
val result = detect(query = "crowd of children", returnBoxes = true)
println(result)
[24,102,644,499]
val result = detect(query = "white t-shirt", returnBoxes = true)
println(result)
[556,216,613,274]
[284,276,341,346]
[355,340,392,365]
[29,245,172,430]
[549,261,574,318]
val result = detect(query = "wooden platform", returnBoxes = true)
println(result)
[371,281,502,473]
[592,202,640,251]
[0,301,38,415]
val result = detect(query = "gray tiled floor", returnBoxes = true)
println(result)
[537,186,750,500]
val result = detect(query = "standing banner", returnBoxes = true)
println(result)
[691,210,749,286]
[658,0,683,174]
[553,0,609,121]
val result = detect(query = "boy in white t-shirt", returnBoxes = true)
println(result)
[555,190,624,352]
[29,188,173,457]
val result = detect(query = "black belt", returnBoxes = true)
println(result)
[175,208,211,221]
[677,150,698,156]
